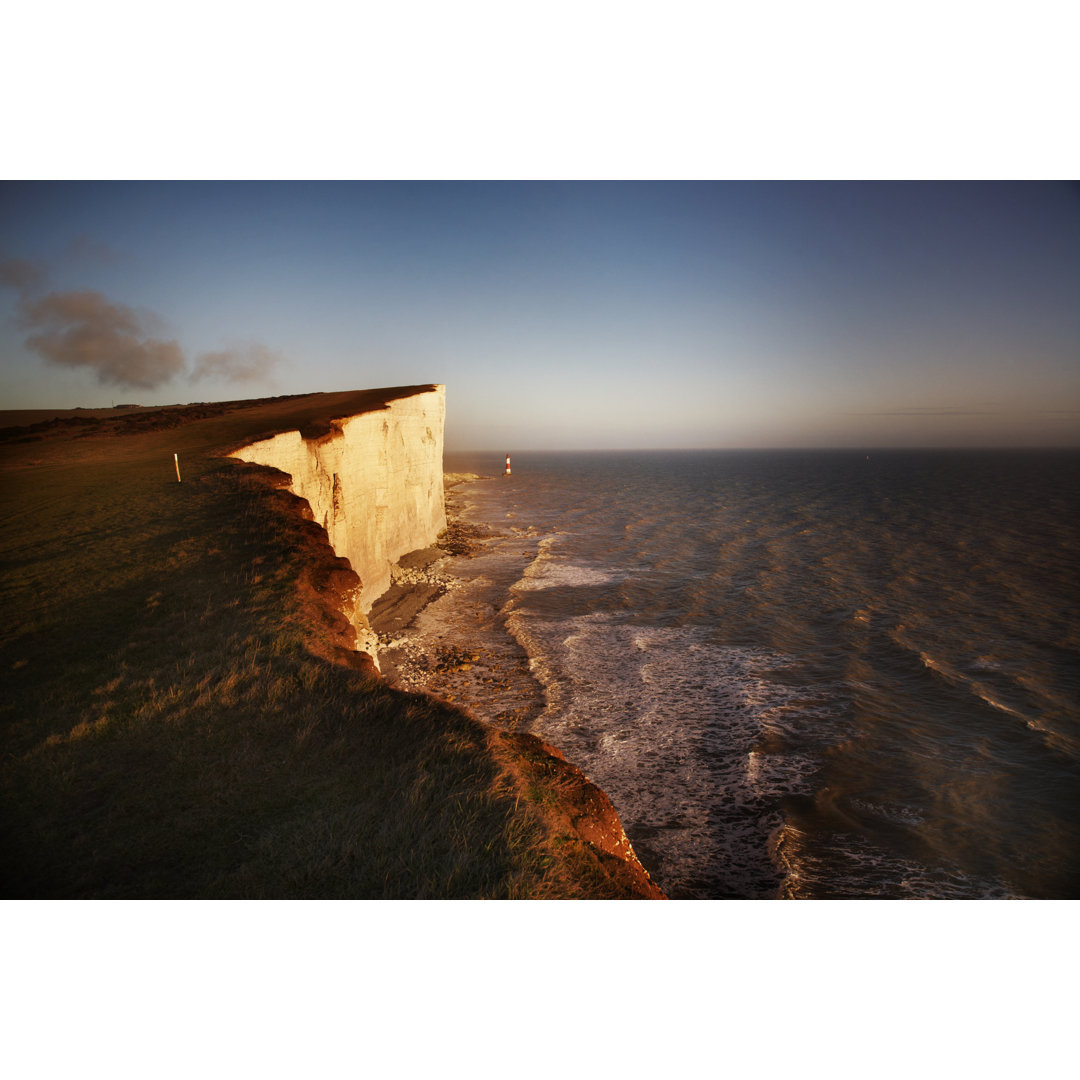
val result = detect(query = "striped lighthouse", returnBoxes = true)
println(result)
[504,452,511,476]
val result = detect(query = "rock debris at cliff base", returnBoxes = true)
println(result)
[374,478,546,731]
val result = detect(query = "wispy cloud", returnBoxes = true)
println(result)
[0,256,49,294]
[65,233,127,266]
[2,246,286,393]
[192,341,282,384]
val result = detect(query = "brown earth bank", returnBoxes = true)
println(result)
[0,390,662,899]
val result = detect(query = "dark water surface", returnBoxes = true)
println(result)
[421,450,1080,898]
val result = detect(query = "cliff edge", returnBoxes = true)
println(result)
[229,385,447,662]
[225,384,663,898]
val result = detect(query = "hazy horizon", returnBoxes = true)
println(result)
[2,181,1078,451]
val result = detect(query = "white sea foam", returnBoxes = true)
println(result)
[508,535,619,592]
[440,449,1080,898]
[505,615,836,897]
[511,561,617,591]
[774,822,1021,899]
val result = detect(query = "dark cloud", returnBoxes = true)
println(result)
[192,341,282,383]
[0,256,49,293]
[18,289,186,390]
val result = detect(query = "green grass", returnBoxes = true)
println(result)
[1,392,657,898]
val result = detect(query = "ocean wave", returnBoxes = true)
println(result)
[506,618,840,897]
[509,535,621,592]
[443,449,1080,897]
[774,822,1022,899]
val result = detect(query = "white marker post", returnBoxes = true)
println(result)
[174,452,182,483]
[504,452,511,476]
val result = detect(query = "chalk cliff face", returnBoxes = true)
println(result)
[230,386,447,655]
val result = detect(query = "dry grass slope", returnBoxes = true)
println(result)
[0,390,661,898]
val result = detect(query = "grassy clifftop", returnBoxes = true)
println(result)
[0,391,660,898]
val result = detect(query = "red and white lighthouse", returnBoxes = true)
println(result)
[504,452,511,476]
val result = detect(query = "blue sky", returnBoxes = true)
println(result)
[1,181,1078,449]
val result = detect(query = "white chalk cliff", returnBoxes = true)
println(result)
[230,385,447,661]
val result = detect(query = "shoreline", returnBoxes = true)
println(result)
[369,471,663,897]
[372,473,548,730]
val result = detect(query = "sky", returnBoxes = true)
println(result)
[1,180,1078,450]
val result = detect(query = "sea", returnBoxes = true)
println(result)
[383,449,1080,899]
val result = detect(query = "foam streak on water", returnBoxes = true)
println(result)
[406,450,1080,899]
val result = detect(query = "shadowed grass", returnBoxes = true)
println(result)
[1,391,657,898]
